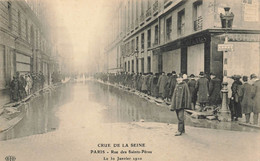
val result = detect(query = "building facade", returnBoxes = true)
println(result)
[0,0,59,91]
[105,0,260,78]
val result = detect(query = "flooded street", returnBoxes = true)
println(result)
[0,80,259,161]
[0,80,257,141]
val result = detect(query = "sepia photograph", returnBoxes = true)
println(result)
[0,0,260,160]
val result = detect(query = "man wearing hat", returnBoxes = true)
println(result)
[188,74,197,110]
[230,75,242,121]
[168,71,177,100]
[238,76,253,123]
[195,71,209,111]
[170,75,191,136]
[209,73,222,107]
[251,74,260,125]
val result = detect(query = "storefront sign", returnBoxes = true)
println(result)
[218,44,233,51]
[227,34,260,42]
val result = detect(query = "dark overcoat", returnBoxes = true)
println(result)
[170,81,191,110]
[188,79,197,104]
[209,77,222,105]
[141,75,149,91]
[157,75,168,95]
[163,76,171,99]
[252,80,260,113]
[238,83,254,114]
[195,77,209,103]
[169,75,177,98]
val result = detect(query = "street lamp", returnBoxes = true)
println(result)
[217,7,234,121]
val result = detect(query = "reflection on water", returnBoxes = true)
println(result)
[0,84,73,141]
[0,81,257,141]
[87,81,258,132]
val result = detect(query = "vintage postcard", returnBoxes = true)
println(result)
[0,0,259,161]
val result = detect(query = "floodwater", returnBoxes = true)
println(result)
[0,80,258,141]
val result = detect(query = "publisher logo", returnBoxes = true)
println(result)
[5,156,16,161]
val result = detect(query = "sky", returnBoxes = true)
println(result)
[46,0,116,72]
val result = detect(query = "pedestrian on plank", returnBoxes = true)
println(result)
[209,73,222,107]
[238,76,253,123]
[170,75,191,136]
[157,72,168,99]
[251,74,260,125]
[230,75,242,121]
[195,71,209,112]
[188,74,197,110]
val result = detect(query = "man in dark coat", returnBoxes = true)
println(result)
[10,76,19,102]
[141,73,148,94]
[188,74,197,110]
[230,75,242,121]
[157,72,168,99]
[251,74,260,125]
[195,72,209,111]
[163,73,172,101]
[238,76,253,123]
[169,71,177,100]
[170,76,191,136]
[209,73,222,107]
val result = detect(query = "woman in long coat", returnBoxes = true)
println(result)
[251,74,260,125]
[238,76,253,123]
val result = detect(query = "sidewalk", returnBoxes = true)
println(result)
[94,79,260,128]
[0,89,10,108]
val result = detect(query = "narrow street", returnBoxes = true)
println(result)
[0,81,259,161]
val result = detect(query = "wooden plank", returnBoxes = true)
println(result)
[185,109,214,116]
[239,122,260,129]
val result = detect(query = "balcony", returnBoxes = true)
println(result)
[178,23,185,36]
[164,0,172,8]
[140,13,145,26]
[131,23,134,32]
[153,1,159,16]
[194,16,203,31]
[127,26,131,35]
[135,18,139,29]
[146,7,152,21]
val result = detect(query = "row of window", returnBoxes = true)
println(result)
[6,1,47,52]
[125,56,151,73]
[122,1,203,56]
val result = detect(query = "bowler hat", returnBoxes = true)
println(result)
[190,74,195,78]
[199,71,204,76]
[250,74,257,80]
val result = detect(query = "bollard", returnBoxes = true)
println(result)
[218,82,230,121]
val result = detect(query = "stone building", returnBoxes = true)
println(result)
[0,0,59,91]
[105,0,260,78]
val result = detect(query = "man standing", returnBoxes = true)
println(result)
[170,75,191,136]
[157,72,168,99]
[209,73,222,107]
[238,76,253,123]
[195,72,209,112]
[251,74,260,125]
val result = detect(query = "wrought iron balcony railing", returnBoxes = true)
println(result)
[135,18,139,29]
[164,0,172,8]
[146,7,152,21]
[194,16,203,31]
[153,0,158,15]
[140,13,145,25]
[178,23,185,36]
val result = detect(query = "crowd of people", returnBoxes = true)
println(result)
[10,71,45,102]
[94,71,222,109]
[94,71,260,126]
